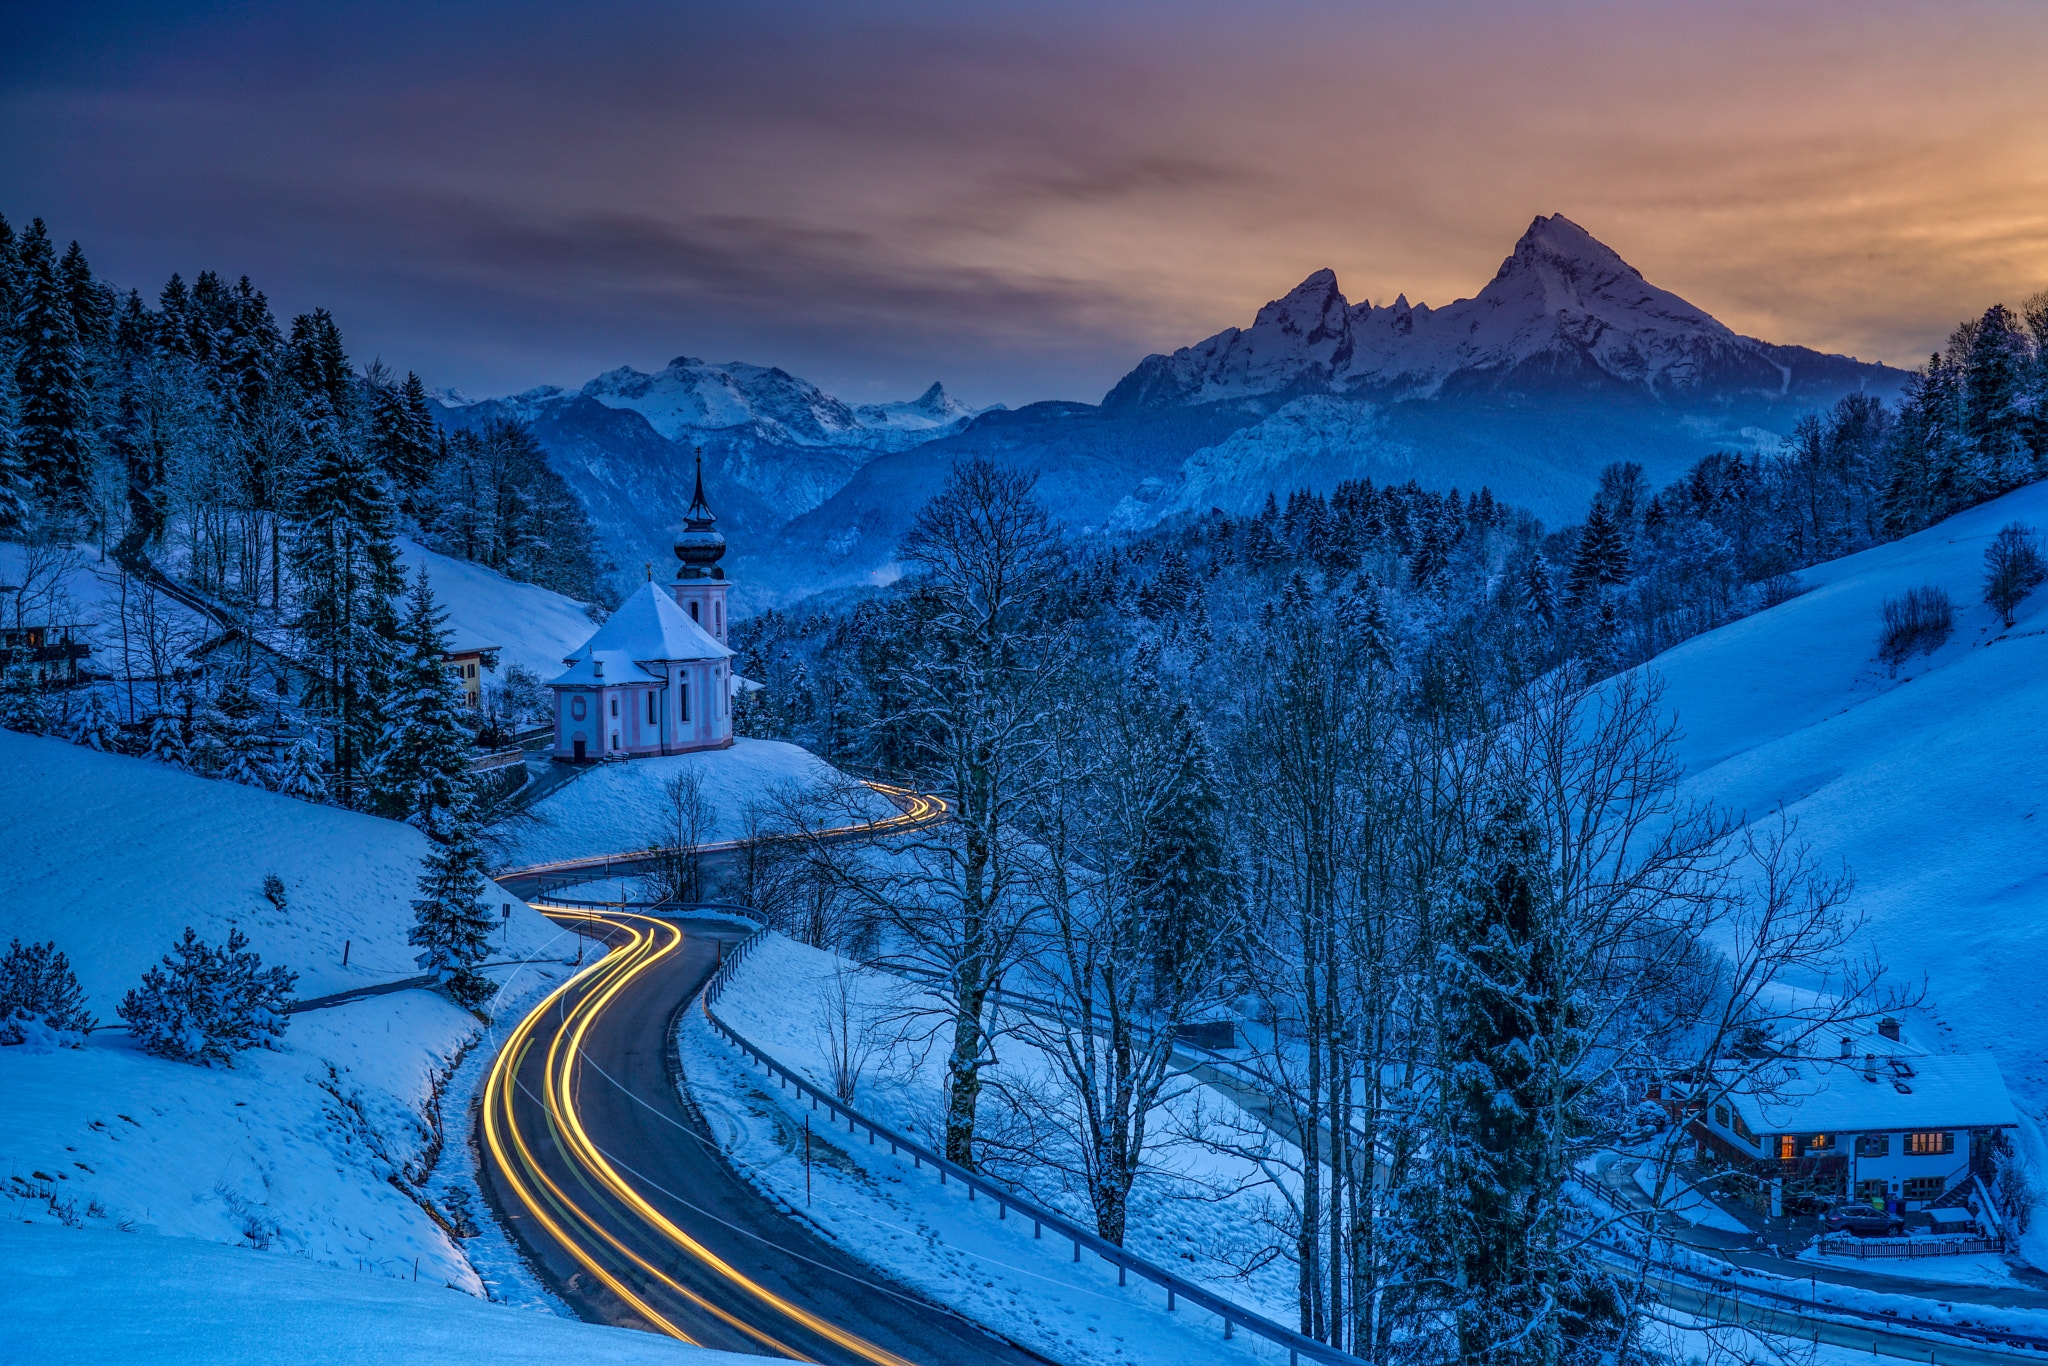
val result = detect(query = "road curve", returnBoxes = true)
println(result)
[478,906,1044,1366]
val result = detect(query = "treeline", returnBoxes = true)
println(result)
[0,209,608,603]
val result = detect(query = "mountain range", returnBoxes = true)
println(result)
[437,215,1907,606]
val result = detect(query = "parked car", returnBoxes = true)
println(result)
[1823,1204,1905,1238]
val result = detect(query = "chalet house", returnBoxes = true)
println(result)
[442,643,501,711]
[549,457,735,762]
[1691,1028,2018,1212]
[0,622,90,687]
[189,624,317,704]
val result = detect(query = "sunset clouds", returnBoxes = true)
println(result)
[7,0,2045,404]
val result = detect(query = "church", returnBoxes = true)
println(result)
[549,458,736,762]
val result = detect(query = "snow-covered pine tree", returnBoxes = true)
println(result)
[117,925,296,1065]
[68,685,120,751]
[10,219,92,515]
[288,408,402,807]
[1565,501,1629,604]
[407,797,497,1011]
[0,661,48,735]
[369,370,439,507]
[0,938,95,1046]
[369,569,474,825]
[272,735,329,802]
[145,710,190,769]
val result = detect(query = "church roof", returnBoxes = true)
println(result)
[549,649,661,687]
[548,582,731,687]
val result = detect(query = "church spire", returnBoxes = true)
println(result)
[673,445,728,580]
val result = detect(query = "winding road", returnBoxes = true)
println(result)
[477,904,1044,1365]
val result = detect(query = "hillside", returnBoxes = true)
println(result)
[1635,484,2048,1150]
[396,537,596,687]
[0,733,567,1286]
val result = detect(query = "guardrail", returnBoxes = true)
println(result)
[698,925,1367,1366]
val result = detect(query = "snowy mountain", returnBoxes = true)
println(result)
[1106,215,1876,408]
[762,216,1906,600]
[1632,484,2048,1166]
[436,361,995,600]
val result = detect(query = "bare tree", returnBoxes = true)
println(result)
[645,768,715,903]
[817,962,884,1104]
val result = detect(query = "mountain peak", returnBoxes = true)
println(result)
[1494,213,1643,287]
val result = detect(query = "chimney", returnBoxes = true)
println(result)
[594,658,604,679]
[1878,1017,1901,1042]
[1839,1036,1852,1059]
[1863,1053,1877,1083]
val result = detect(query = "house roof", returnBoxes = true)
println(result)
[547,583,732,687]
[1722,1052,2018,1134]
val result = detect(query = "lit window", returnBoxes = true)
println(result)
[1777,1135,1796,1161]
[1808,1133,1833,1151]
[1905,1131,1954,1156]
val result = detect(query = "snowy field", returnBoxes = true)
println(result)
[396,537,597,687]
[0,1220,740,1366]
[0,732,585,1303]
[680,933,1303,1366]
[501,738,895,868]
[1629,481,2048,1264]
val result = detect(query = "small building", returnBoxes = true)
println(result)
[442,644,501,710]
[548,455,736,762]
[189,624,316,704]
[0,622,90,687]
[1691,1033,2018,1211]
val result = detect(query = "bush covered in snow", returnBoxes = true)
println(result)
[117,925,297,1065]
[0,938,95,1047]
[1877,583,1955,671]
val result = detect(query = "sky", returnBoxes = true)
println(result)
[4,0,2046,409]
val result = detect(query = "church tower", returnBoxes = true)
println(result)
[671,448,730,645]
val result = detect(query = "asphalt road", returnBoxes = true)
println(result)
[478,908,1045,1365]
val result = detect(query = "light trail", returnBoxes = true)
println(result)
[480,906,919,1366]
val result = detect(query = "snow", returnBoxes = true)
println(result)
[0,1220,740,1365]
[0,730,576,1293]
[1723,1052,2017,1134]
[502,738,893,868]
[1621,481,2048,1250]
[552,581,732,684]
[1629,1161,1749,1234]
[680,933,1306,1366]
[1794,1245,2029,1289]
[395,537,597,685]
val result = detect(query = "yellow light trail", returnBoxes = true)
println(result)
[481,906,919,1366]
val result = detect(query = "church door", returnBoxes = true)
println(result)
[573,738,586,761]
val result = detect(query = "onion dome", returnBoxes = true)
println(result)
[673,448,727,580]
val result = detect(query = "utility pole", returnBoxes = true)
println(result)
[804,1117,812,1206]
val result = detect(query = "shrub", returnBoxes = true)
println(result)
[0,939,95,1048]
[118,926,296,1066]
[1876,584,1954,672]
[1984,523,2047,629]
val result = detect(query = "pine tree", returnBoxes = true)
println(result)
[289,417,402,806]
[68,687,120,751]
[58,240,112,351]
[1566,502,1628,603]
[118,925,296,1066]
[145,711,190,769]
[368,570,475,823]
[370,371,439,504]
[1964,304,2034,489]
[1,661,48,735]
[272,735,329,802]
[0,213,20,329]
[1516,553,1558,625]
[0,938,95,1046]
[408,797,497,1012]
[1339,573,1396,668]
[11,220,91,514]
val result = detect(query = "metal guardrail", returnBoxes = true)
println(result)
[698,925,1367,1366]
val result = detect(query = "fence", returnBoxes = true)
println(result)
[1819,1233,2001,1259]
[698,925,1367,1366]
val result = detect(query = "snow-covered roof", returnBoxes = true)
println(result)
[549,649,662,688]
[1722,1052,2017,1134]
[576,581,732,664]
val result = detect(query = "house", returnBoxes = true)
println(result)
[442,643,501,710]
[188,624,318,705]
[1690,1025,2018,1213]
[0,622,90,687]
[548,456,735,762]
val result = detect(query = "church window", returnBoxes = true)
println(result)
[689,601,700,622]
[570,696,586,721]
[647,691,658,724]
[610,696,618,717]
[679,678,690,722]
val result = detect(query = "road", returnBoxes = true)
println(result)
[478,905,1045,1365]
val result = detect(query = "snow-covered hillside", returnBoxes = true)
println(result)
[396,537,595,686]
[1635,484,2048,1127]
[0,732,571,1283]
[502,738,892,869]
[0,1221,732,1366]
